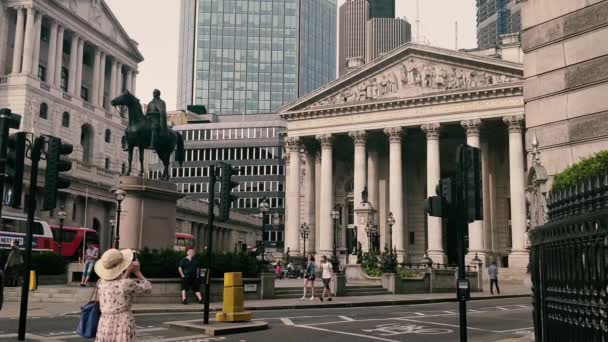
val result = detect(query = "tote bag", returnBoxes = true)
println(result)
[77,282,101,338]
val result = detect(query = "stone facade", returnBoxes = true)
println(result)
[521,0,608,187]
[280,43,529,268]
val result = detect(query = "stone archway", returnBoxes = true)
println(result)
[80,124,94,164]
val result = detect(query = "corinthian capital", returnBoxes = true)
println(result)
[461,119,482,137]
[503,115,525,133]
[383,127,404,143]
[421,123,441,139]
[316,134,333,148]
[285,136,301,152]
[348,130,367,146]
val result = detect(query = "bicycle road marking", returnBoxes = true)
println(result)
[280,318,295,326]
[395,318,490,331]
[296,324,400,342]
[362,323,453,336]
[338,315,355,321]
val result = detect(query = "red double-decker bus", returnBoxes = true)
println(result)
[50,226,99,260]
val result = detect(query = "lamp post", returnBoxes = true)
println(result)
[330,207,340,261]
[259,197,270,263]
[113,187,126,249]
[386,212,395,252]
[109,215,116,249]
[57,206,67,257]
[300,223,309,257]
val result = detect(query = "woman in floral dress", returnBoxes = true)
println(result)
[93,248,152,342]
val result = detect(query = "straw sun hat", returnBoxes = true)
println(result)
[94,248,134,281]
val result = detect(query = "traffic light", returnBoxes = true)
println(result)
[5,133,27,208]
[425,178,454,218]
[43,136,73,210]
[218,163,239,222]
[458,145,482,222]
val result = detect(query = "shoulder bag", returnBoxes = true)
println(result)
[77,281,101,338]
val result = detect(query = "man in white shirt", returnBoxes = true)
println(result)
[319,255,333,302]
[80,242,99,287]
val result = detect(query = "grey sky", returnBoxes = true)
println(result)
[105,0,477,110]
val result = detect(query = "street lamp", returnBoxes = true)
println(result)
[300,223,309,257]
[109,215,116,249]
[330,207,340,261]
[386,212,395,252]
[57,206,67,257]
[113,187,126,249]
[259,197,270,263]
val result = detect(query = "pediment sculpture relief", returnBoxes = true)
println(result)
[311,57,521,108]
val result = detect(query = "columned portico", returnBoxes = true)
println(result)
[21,6,36,75]
[504,115,528,268]
[349,130,370,251]
[285,137,301,254]
[421,123,447,264]
[317,134,334,255]
[68,33,79,93]
[46,21,59,85]
[384,127,406,261]
[11,7,25,74]
[53,26,65,88]
[461,119,488,264]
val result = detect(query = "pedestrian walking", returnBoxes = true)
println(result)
[94,248,151,342]
[300,254,316,301]
[488,261,500,295]
[81,242,99,287]
[4,240,23,287]
[178,249,203,305]
[319,255,333,302]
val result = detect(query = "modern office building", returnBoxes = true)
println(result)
[476,0,523,49]
[177,0,337,115]
[150,113,288,252]
[338,0,410,76]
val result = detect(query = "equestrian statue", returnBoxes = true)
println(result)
[111,89,185,180]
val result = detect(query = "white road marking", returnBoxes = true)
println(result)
[396,318,490,331]
[413,312,426,316]
[296,324,401,342]
[493,327,534,333]
[157,335,225,341]
[443,310,456,314]
[496,306,510,311]
[57,327,167,339]
[280,318,295,326]
[339,315,355,321]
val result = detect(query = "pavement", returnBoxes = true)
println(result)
[0,297,535,341]
[0,284,531,319]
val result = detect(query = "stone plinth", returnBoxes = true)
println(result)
[114,176,184,250]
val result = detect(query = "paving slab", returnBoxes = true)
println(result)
[163,319,268,336]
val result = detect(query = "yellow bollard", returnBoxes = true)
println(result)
[215,272,252,322]
[29,270,37,291]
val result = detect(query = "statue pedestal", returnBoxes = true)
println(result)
[354,202,375,253]
[114,176,184,250]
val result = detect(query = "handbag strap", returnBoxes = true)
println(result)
[88,280,100,303]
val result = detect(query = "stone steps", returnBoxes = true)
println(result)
[345,285,391,297]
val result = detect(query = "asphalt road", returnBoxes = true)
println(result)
[0,297,533,342]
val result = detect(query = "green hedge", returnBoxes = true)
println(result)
[0,250,67,276]
[138,248,262,278]
[552,150,608,191]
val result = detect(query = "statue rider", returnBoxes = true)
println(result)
[146,89,167,149]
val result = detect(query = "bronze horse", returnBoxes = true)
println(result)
[110,90,184,180]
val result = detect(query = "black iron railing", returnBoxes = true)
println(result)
[530,173,608,342]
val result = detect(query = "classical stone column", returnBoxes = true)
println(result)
[503,115,529,268]
[46,21,58,84]
[314,152,322,254]
[125,67,133,92]
[109,58,117,102]
[91,48,101,105]
[317,134,334,255]
[131,71,137,95]
[11,7,25,74]
[285,137,301,254]
[98,53,106,107]
[462,119,487,264]
[31,12,42,78]
[0,5,9,75]
[303,150,316,255]
[67,33,79,93]
[116,62,123,95]
[349,130,369,251]
[367,147,380,246]
[54,26,64,88]
[422,123,446,263]
[75,38,84,97]
[384,127,406,261]
[21,6,36,75]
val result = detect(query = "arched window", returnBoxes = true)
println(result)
[80,124,94,164]
[61,112,70,127]
[105,158,110,170]
[92,218,101,232]
[121,136,127,149]
[39,103,48,119]
[105,129,111,143]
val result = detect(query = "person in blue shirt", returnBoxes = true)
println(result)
[300,255,316,301]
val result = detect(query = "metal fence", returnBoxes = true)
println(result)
[529,174,608,342]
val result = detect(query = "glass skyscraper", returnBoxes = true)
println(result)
[476,0,522,48]
[177,0,337,115]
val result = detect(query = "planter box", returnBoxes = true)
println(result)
[344,265,381,285]
[382,272,430,294]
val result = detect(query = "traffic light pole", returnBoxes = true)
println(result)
[0,110,11,219]
[203,165,216,325]
[454,203,468,342]
[18,136,43,341]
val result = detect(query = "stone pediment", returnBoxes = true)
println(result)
[281,44,523,112]
[59,0,141,58]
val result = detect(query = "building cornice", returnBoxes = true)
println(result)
[281,82,524,122]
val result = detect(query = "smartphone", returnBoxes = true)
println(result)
[132,251,138,261]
